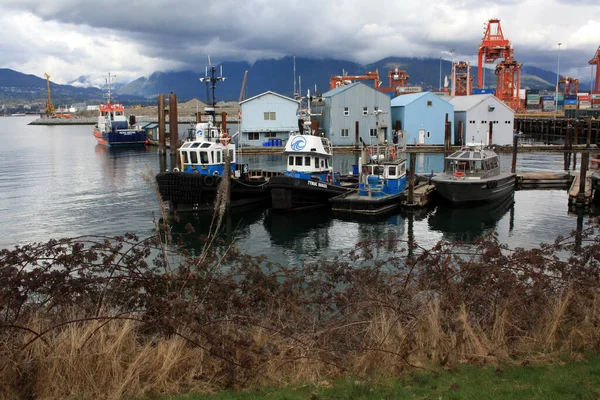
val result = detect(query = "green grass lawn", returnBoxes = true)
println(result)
[169,355,600,399]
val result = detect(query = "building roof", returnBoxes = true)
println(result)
[390,92,429,107]
[449,94,513,113]
[322,82,362,97]
[239,90,299,105]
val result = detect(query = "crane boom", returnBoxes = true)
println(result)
[44,72,55,117]
[238,70,248,103]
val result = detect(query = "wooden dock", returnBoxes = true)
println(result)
[568,172,593,209]
[516,171,574,190]
[400,181,436,208]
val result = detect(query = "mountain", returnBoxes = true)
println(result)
[0,57,589,106]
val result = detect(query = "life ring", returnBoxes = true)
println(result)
[455,171,465,177]
[203,175,215,187]
[390,147,396,160]
[220,132,230,146]
[173,167,179,172]
[326,173,333,184]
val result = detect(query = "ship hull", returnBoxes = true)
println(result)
[93,127,147,147]
[156,171,269,212]
[432,173,516,205]
[267,176,352,212]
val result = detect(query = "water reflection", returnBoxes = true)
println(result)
[428,194,515,241]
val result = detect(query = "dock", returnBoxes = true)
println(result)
[516,171,574,190]
[400,181,436,208]
[568,173,593,209]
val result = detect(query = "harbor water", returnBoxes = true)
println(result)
[0,116,594,265]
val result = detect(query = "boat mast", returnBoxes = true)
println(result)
[199,57,226,124]
[106,72,114,104]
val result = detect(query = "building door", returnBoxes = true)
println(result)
[418,129,426,145]
[378,127,386,144]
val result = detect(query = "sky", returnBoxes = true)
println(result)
[0,0,598,88]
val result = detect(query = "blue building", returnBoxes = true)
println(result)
[319,82,392,146]
[390,92,454,146]
[239,91,300,147]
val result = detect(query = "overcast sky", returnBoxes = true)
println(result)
[0,0,598,87]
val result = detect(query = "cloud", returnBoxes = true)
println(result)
[0,0,598,85]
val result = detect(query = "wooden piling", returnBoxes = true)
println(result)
[587,119,592,148]
[457,120,463,146]
[168,93,178,156]
[444,113,451,154]
[157,94,166,156]
[408,153,416,204]
[511,132,518,174]
[221,112,227,134]
[578,151,589,204]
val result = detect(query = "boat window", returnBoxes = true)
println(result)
[315,157,319,167]
[191,143,201,148]
[325,159,329,168]
[183,152,189,164]
[367,166,373,175]
[217,151,222,163]
[474,152,481,158]
[288,156,294,166]
[449,151,461,158]
[295,156,303,166]
[490,157,499,169]
[374,166,384,175]
[460,152,471,159]
[211,152,215,164]
[471,160,483,171]
[305,157,311,167]
[182,143,191,149]
[200,151,209,164]
[190,151,198,164]
[400,163,406,175]
[388,166,396,177]
[321,160,325,168]
[201,143,211,148]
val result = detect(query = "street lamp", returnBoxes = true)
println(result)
[555,42,562,114]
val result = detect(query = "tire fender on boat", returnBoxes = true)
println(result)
[173,168,179,172]
[326,173,333,184]
[203,175,215,187]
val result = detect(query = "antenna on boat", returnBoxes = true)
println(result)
[106,72,115,104]
[199,56,227,123]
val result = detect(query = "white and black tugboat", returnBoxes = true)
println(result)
[155,62,269,212]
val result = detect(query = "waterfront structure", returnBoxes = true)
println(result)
[239,91,300,147]
[390,92,455,146]
[318,82,392,146]
[450,94,514,146]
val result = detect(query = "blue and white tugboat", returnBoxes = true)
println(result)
[330,136,407,216]
[267,120,353,211]
[155,64,269,212]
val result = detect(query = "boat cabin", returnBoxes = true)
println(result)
[284,134,333,174]
[178,121,236,177]
[445,146,500,178]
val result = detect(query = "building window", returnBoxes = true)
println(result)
[264,132,277,138]
[374,106,379,114]
[341,128,349,137]
[248,132,259,140]
[263,112,276,120]
[369,128,377,137]
[427,101,433,106]
[343,107,349,116]
[363,107,368,116]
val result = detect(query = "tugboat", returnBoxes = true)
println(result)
[155,63,269,212]
[431,143,515,205]
[267,117,354,212]
[330,135,407,216]
[93,72,147,146]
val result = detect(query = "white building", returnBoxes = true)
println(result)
[449,94,515,146]
[239,91,300,147]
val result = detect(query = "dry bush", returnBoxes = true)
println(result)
[1,216,600,399]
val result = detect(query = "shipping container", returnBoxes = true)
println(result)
[565,94,577,100]
[564,99,578,105]
[541,95,554,101]
[591,93,600,99]
[527,89,540,94]
[564,104,578,110]
[526,99,540,105]
[472,88,495,94]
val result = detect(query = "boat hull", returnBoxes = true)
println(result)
[330,191,404,215]
[267,176,352,211]
[432,172,516,205]
[94,127,147,147]
[155,171,269,212]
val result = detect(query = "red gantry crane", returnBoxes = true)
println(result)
[478,18,522,111]
[451,61,473,96]
[329,70,381,90]
[377,68,410,96]
[558,76,579,95]
[589,45,600,99]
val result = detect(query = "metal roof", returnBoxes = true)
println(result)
[449,94,513,113]
[390,92,429,107]
[322,82,362,97]
[239,90,299,105]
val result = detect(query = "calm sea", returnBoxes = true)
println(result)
[0,116,593,265]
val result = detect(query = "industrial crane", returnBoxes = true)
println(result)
[558,76,579,95]
[589,45,599,95]
[478,18,522,111]
[377,68,410,95]
[44,72,55,117]
[329,70,381,90]
[450,61,473,96]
